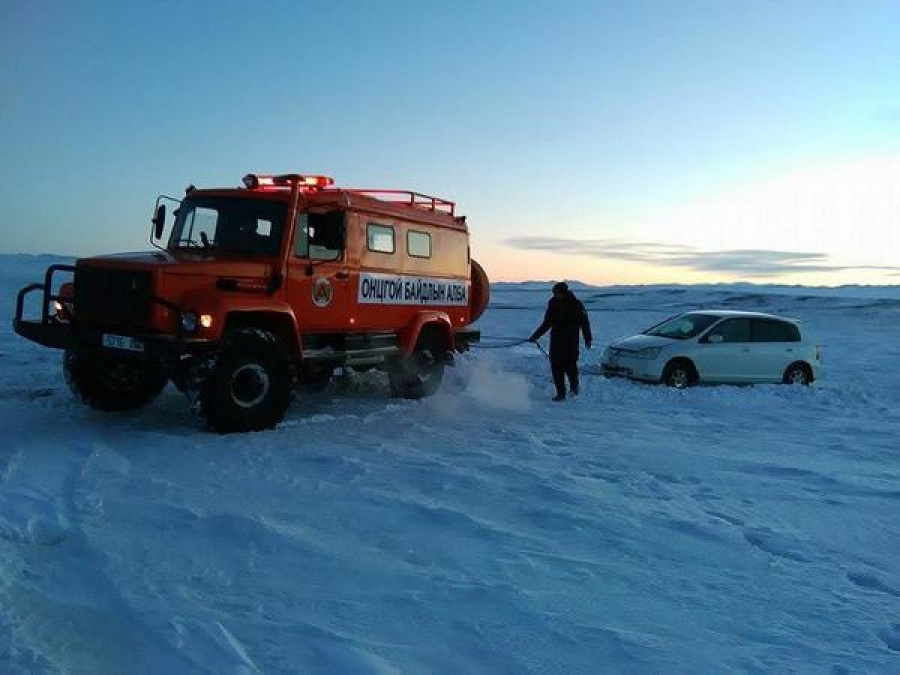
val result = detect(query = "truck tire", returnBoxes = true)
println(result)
[388,327,446,399]
[192,329,296,433]
[64,349,168,412]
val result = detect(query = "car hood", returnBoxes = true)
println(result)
[609,333,676,352]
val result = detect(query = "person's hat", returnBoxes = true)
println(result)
[552,281,569,294]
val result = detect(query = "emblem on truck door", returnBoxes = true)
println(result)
[312,276,334,308]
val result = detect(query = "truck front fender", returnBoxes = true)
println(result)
[179,289,299,352]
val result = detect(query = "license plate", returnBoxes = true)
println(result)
[102,333,144,352]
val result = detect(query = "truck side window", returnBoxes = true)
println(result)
[407,230,431,258]
[367,222,395,254]
[294,211,343,261]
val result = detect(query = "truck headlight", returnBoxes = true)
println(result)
[181,311,198,333]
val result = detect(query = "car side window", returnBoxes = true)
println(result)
[753,319,800,342]
[710,318,752,343]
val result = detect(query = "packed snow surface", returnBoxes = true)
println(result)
[2,255,900,673]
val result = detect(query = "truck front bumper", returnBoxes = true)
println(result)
[12,318,210,360]
[14,317,78,350]
[13,266,209,360]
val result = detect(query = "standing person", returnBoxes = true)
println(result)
[529,282,592,401]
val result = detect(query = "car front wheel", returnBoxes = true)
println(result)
[662,360,695,389]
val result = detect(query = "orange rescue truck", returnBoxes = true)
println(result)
[14,173,490,432]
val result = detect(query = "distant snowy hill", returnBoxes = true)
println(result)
[2,254,899,673]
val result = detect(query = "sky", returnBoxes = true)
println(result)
[1,0,899,286]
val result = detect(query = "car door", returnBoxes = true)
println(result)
[693,318,754,382]
[750,319,801,381]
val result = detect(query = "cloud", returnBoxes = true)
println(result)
[505,236,900,278]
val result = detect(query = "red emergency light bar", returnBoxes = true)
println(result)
[242,174,335,190]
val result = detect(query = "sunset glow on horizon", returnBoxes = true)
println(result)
[484,154,900,287]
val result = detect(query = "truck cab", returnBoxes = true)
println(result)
[13,173,489,432]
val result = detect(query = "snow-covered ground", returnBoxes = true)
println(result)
[2,254,900,673]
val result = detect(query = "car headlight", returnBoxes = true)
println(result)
[181,311,198,333]
[632,346,662,359]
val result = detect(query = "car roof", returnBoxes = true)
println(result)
[683,309,798,322]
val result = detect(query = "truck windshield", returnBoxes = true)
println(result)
[168,197,288,257]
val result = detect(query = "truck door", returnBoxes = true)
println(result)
[286,209,352,332]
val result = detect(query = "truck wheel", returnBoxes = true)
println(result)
[193,329,296,433]
[64,349,168,411]
[388,328,446,399]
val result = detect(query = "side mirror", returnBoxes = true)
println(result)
[152,204,166,240]
[707,334,724,344]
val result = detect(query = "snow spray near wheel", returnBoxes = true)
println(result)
[448,353,531,413]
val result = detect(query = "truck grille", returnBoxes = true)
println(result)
[74,266,154,327]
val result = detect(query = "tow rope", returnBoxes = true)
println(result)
[474,335,550,359]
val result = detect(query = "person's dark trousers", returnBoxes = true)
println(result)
[551,359,579,398]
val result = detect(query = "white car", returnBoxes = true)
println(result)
[600,310,821,388]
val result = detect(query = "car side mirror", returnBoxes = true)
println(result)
[707,334,723,344]
[152,204,166,240]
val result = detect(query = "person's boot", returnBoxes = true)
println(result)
[552,393,566,402]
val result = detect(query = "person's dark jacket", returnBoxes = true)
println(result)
[530,290,592,361]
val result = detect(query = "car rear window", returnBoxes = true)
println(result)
[753,319,800,342]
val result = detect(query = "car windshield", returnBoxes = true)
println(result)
[168,197,288,257]
[644,313,721,340]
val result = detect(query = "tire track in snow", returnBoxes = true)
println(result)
[0,435,199,673]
